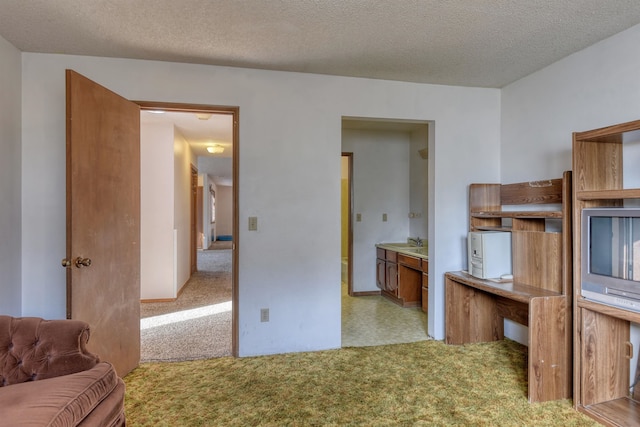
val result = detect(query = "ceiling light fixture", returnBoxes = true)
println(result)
[206,144,224,154]
[196,113,212,120]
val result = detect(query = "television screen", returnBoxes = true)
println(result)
[582,208,640,312]
[589,216,640,282]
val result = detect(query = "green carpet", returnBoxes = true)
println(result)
[124,339,597,426]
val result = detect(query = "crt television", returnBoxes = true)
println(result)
[581,207,640,312]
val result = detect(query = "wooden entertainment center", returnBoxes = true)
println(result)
[445,171,573,403]
[572,119,640,426]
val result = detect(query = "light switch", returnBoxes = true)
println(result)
[382,213,387,222]
[356,213,362,222]
[248,216,258,231]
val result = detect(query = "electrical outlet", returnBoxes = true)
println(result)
[249,216,258,231]
[382,213,387,222]
[260,308,269,322]
[356,213,362,222]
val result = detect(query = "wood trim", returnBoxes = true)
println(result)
[231,107,240,358]
[135,101,238,115]
[141,298,177,303]
[190,165,198,275]
[573,119,640,141]
[351,290,381,297]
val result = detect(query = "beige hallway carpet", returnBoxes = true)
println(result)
[140,249,232,362]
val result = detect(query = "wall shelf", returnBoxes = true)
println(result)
[471,210,562,219]
[576,188,640,200]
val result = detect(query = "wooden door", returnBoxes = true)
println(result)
[191,166,198,273]
[65,70,141,377]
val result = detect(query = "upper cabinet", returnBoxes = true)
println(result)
[469,172,572,296]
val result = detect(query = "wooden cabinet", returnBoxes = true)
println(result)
[572,119,640,426]
[445,171,573,403]
[376,248,398,294]
[422,260,429,313]
[396,254,421,307]
[375,247,424,307]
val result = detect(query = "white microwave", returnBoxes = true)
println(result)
[467,231,512,279]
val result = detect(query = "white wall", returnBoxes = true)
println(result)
[173,128,196,292]
[0,35,22,315]
[201,175,214,244]
[342,129,411,293]
[216,185,233,237]
[502,24,640,182]
[409,126,429,241]
[140,121,175,300]
[19,53,500,354]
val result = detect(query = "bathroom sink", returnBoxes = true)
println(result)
[383,242,415,248]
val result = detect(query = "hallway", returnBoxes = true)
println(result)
[140,248,232,362]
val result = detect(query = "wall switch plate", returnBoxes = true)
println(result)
[248,216,258,231]
[382,213,387,222]
[260,308,269,322]
[356,213,362,222]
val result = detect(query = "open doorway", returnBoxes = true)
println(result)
[340,117,430,347]
[136,102,239,361]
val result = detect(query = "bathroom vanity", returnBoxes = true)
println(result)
[375,243,428,310]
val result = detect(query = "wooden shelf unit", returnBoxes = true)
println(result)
[572,119,640,426]
[445,171,573,403]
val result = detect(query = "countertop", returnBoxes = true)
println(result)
[376,242,428,260]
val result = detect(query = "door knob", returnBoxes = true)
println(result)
[62,257,92,268]
[74,257,92,268]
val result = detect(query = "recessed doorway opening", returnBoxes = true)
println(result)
[137,102,239,360]
[341,117,431,348]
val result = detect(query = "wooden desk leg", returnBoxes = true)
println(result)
[445,277,503,344]
[528,297,570,403]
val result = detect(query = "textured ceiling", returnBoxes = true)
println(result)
[2,1,640,88]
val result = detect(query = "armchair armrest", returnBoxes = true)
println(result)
[0,316,100,386]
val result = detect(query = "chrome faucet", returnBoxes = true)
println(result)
[408,237,423,247]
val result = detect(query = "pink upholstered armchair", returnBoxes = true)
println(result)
[0,315,126,426]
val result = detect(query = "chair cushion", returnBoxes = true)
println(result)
[0,362,121,427]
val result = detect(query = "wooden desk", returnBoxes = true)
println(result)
[445,271,571,403]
